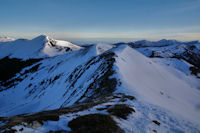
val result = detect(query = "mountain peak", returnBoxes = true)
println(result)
[0,35,82,59]
[0,36,15,42]
[32,34,49,42]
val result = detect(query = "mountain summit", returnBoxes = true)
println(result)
[0,35,82,59]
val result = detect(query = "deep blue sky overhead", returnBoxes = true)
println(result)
[0,0,200,42]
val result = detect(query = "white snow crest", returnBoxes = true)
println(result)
[115,45,200,125]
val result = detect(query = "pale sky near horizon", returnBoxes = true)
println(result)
[0,0,200,42]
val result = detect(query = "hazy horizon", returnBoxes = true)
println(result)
[1,0,200,42]
[1,34,200,45]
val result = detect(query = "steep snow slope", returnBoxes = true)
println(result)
[115,41,200,90]
[96,43,114,55]
[134,42,200,89]
[0,44,119,116]
[0,35,82,59]
[152,58,200,89]
[42,37,82,57]
[0,45,97,116]
[115,45,200,125]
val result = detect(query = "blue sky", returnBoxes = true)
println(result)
[0,0,200,42]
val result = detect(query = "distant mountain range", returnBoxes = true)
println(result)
[0,35,200,133]
[114,39,199,48]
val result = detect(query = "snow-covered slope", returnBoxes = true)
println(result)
[0,35,82,59]
[0,45,98,115]
[115,40,200,88]
[0,37,200,133]
[96,43,114,55]
[115,45,200,125]
[134,42,200,89]
[42,36,82,57]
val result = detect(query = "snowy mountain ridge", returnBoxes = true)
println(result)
[0,36,200,133]
[0,35,82,59]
